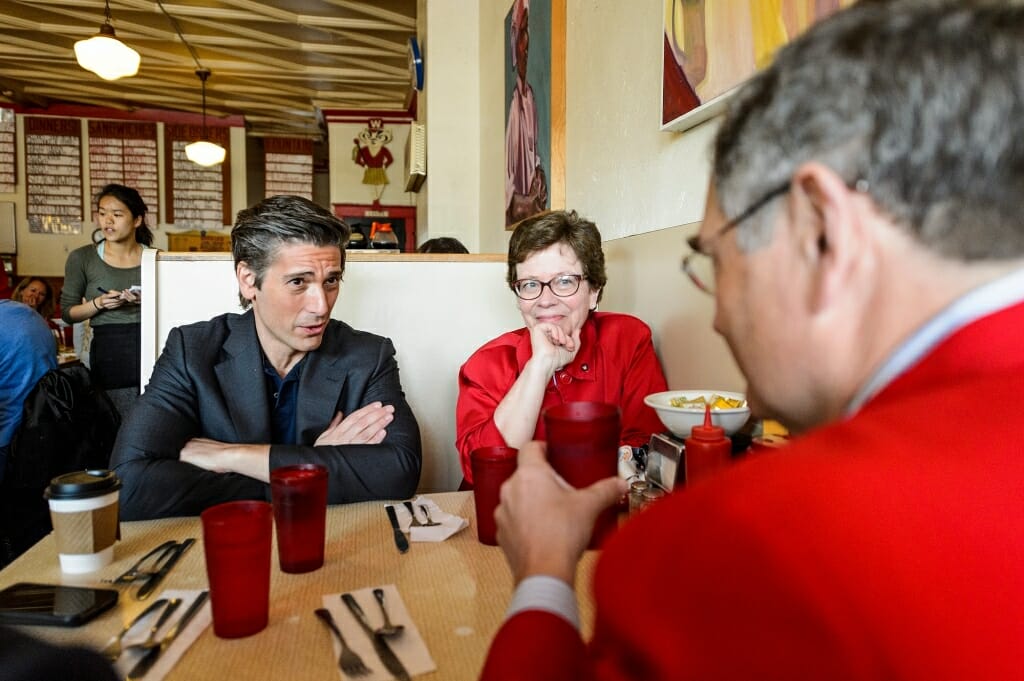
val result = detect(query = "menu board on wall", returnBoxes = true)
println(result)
[265,138,313,200]
[25,117,83,234]
[88,121,159,224]
[165,124,231,229]
[0,111,14,194]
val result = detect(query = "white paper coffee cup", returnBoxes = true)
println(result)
[45,470,121,574]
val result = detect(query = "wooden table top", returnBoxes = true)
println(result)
[0,492,597,680]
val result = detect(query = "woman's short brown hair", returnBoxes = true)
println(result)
[506,210,607,303]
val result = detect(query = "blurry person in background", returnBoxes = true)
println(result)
[11,277,61,350]
[11,277,55,321]
[61,184,154,419]
[417,237,470,254]
[0,626,117,680]
[0,300,56,484]
[457,210,666,486]
[481,3,1024,679]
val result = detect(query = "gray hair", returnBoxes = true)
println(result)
[232,195,351,308]
[713,0,1024,259]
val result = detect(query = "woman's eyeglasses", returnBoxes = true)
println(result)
[512,274,584,300]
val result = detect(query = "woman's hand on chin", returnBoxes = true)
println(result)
[529,323,582,373]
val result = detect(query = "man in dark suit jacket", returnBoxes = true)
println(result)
[110,195,420,520]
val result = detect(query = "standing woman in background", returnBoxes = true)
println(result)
[61,184,153,419]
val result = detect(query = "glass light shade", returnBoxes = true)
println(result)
[74,34,140,81]
[185,140,226,166]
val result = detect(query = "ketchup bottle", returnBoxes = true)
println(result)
[683,404,731,484]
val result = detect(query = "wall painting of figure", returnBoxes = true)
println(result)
[505,0,565,229]
[662,0,856,132]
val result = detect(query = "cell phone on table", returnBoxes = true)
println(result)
[0,582,118,627]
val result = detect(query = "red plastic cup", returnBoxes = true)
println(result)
[201,500,273,638]
[270,464,328,573]
[470,447,518,545]
[543,402,621,549]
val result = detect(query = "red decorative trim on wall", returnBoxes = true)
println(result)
[264,138,313,155]
[24,116,80,136]
[88,120,158,140]
[322,109,415,124]
[12,104,244,127]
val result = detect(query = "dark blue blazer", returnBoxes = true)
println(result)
[110,311,421,519]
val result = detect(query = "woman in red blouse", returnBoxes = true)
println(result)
[456,210,668,484]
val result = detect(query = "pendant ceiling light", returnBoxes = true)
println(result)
[184,69,226,167]
[74,0,140,81]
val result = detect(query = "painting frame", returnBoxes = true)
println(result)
[661,0,854,133]
[504,0,565,229]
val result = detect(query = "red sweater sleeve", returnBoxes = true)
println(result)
[479,610,588,681]
[456,342,519,483]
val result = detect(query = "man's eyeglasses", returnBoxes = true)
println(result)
[512,274,584,300]
[682,181,791,295]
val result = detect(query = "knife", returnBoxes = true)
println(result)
[137,538,196,600]
[107,540,178,584]
[341,593,411,681]
[385,505,409,554]
[126,590,209,681]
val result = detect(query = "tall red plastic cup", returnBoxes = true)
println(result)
[201,500,273,638]
[270,464,328,573]
[543,402,621,548]
[470,446,518,545]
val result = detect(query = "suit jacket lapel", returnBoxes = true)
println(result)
[215,311,272,442]
[296,322,348,442]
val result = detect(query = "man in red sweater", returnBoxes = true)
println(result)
[481,2,1024,679]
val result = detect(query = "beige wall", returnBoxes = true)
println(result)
[417,0,719,252]
[418,0,485,252]
[601,223,744,393]
[565,0,719,240]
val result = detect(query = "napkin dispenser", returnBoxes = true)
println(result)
[646,433,685,491]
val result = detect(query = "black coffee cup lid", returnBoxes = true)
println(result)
[45,469,121,500]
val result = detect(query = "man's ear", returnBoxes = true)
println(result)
[789,162,872,315]
[236,261,257,302]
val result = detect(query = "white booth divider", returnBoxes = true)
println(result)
[141,250,521,493]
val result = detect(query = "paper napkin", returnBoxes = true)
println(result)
[113,589,211,681]
[321,584,436,680]
[389,495,468,542]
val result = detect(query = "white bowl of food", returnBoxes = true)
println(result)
[644,390,751,438]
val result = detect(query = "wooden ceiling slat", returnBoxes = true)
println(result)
[0,0,416,138]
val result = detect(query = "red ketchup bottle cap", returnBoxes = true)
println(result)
[690,403,726,441]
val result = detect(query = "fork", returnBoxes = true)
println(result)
[315,608,372,677]
[419,504,441,526]
[100,597,169,661]
[402,500,423,527]
[124,598,183,652]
